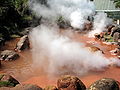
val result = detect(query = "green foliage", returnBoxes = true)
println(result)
[104,34,114,42]
[0,81,14,87]
[114,0,120,8]
[0,0,32,40]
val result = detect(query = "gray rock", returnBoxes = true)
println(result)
[0,50,19,61]
[110,26,120,37]
[88,78,119,90]
[113,32,120,42]
[15,35,30,52]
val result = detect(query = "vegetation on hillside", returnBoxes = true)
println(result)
[0,0,32,40]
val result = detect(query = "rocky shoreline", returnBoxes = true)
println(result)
[0,24,120,90]
[0,74,119,90]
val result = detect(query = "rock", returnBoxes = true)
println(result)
[110,26,120,37]
[107,25,115,33]
[12,84,42,90]
[88,78,119,90]
[57,16,71,29]
[15,35,30,52]
[0,50,19,61]
[57,75,86,90]
[0,74,19,87]
[94,33,104,40]
[44,85,58,90]
[117,39,120,46]
[87,46,104,54]
[83,21,92,31]
[113,32,120,42]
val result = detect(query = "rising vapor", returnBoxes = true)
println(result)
[29,0,95,29]
[28,0,120,76]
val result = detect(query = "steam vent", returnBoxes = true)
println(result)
[0,0,120,90]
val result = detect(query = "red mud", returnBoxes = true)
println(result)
[0,31,120,88]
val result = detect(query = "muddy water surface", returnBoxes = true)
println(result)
[0,32,120,88]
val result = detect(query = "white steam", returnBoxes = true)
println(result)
[28,0,120,76]
[89,12,112,37]
[29,0,95,29]
[30,25,113,75]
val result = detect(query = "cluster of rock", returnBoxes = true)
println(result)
[0,35,30,67]
[94,25,120,57]
[0,75,119,90]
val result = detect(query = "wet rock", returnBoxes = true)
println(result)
[110,26,120,37]
[88,78,119,90]
[94,33,104,40]
[57,75,86,90]
[0,50,19,61]
[83,21,92,31]
[12,84,42,90]
[87,46,104,54]
[44,85,58,90]
[57,16,71,29]
[0,74,19,87]
[15,35,30,52]
[107,25,115,34]
[113,32,120,42]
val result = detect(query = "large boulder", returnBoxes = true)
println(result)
[88,78,119,90]
[0,74,19,87]
[0,50,19,61]
[12,84,42,90]
[57,75,86,90]
[110,26,120,37]
[15,35,30,52]
[44,85,58,90]
[113,32,120,42]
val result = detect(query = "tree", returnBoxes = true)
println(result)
[114,0,120,8]
[0,0,31,40]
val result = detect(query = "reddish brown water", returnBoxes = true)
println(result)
[0,32,120,88]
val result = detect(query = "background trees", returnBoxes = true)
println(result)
[114,0,120,8]
[0,0,31,40]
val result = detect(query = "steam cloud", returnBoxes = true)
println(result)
[29,0,120,76]
[30,25,118,75]
[89,12,113,37]
[29,0,95,29]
